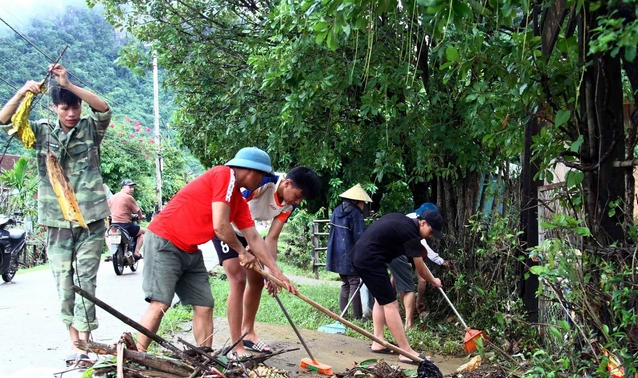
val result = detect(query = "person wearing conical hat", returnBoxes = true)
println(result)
[326,184,372,320]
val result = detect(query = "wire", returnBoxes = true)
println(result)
[0,16,57,67]
[0,16,179,161]
[0,77,18,92]
[0,4,30,30]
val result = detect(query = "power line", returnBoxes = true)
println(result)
[0,77,18,92]
[0,16,180,156]
[0,16,57,66]
[0,4,30,31]
[1,27,174,141]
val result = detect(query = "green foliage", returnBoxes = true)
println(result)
[0,157,38,220]
[101,117,190,212]
[378,181,414,214]
[101,118,156,212]
[279,208,328,269]
[90,0,524,219]
[526,214,638,377]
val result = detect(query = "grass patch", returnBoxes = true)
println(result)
[276,259,340,281]
[16,263,49,274]
[209,276,347,330]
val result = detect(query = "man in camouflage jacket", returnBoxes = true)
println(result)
[0,63,111,366]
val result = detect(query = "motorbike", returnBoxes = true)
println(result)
[105,214,140,275]
[0,213,27,283]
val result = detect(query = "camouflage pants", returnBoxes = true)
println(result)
[47,220,106,332]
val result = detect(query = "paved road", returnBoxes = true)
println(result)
[0,241,220,378]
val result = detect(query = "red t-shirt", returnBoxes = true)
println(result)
[148,166,254,253]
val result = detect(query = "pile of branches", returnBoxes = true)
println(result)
[337,358,442,378]
[77,333,293,378]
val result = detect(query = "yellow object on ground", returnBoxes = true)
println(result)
[603,349,625,378]
[45,151,88,229]
[456,355,481,372]
[10,83,45,149]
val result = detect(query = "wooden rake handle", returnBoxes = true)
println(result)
[253,266,423,362]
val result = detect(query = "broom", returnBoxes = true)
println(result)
[423,264,486,353]
[261,264,332,375]
[317,279,363,334]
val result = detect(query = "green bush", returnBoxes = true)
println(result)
[279,207,327,269]
[521,213,638,377]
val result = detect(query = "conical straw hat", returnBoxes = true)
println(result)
[339,184,372,203]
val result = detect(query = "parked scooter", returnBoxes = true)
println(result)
[0,213,27,283]
[105,214,139,275]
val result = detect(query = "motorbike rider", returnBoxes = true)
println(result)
[108,179,145,259]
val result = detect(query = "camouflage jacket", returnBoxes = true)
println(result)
[1,107,112,228]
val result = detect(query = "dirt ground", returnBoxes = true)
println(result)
[171,319,470,377]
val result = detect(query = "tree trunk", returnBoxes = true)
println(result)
[580,6,625,246]
[519,114,542,322]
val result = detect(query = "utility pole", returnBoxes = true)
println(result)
[152,52,162,213]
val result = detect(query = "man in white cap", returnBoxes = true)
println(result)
[108,179,145,259]
[326,184,372,320]
[135,147,297,352]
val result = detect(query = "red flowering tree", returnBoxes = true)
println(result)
[101,117,161,212]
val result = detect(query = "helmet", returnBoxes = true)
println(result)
[120,179,136,187]
[339,184,372,203]
[225,147,274,175]
[415,202,437,216]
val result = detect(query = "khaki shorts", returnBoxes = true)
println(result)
[142,230,214,308]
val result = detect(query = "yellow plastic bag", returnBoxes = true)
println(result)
[10,83,45,149]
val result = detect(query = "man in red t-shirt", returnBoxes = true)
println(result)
[136,147,297,352]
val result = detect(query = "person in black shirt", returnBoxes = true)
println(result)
[352,210,444,363]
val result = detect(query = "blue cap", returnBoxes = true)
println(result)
[225,147,274,176]
[415,202,438,216]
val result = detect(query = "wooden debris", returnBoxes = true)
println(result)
[77,338,296,378]
[77,340,194,376]
[71,286,296,377]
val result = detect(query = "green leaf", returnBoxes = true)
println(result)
[446,46,460,62]
[439,61,456,70]
[555,110,570,127]
[565,170,584,188]
[312,21,330,32]
[426,4,444,13]
[529,265,546,275]
[315,31,328,44]
[452,0,472,18]
[625,45,637,62]
[549,326,562,339]
[570,135,584,153]
[326,28,338,50]
[574,227,591,237]
[558,320,570,332]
